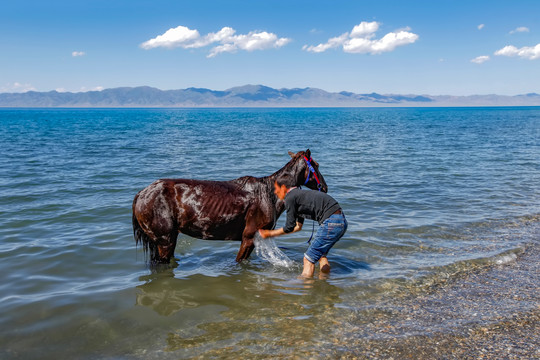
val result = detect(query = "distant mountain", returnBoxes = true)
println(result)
[1,85,539,107]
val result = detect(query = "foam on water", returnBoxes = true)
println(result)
[494,252,518,265]
[253,233,295,268]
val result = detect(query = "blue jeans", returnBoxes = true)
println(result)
[304,212,347,264]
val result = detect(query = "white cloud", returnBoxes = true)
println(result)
[302,33,348,53]
[72,51,85,57]
[510,26,529,34]
[55,86,104,93]
[478,24,485,30]
[141,25,291,57]
[494,44,540,60]
[350,21,379,38]
[77,86,104,92]
[1,82,36,93]
[208,30,291,57]
[140,26,200,49]
[303,21,418,55]
[471,55,490,64]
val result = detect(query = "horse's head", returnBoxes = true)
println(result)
[287,149,328,193]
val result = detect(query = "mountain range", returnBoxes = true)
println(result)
[1,85,539,107]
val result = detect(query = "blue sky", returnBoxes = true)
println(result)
[1,0,539,95]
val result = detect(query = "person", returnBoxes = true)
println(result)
[258,172,347,278]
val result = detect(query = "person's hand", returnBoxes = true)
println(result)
[258,229,271,238]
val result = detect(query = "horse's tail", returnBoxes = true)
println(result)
[132,199,157,263]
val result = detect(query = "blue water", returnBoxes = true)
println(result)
[0,108,538,358]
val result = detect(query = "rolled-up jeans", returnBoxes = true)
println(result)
[304,212,347,264]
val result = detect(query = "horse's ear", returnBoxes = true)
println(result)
[305,149,311,158]
[288,151,296,158]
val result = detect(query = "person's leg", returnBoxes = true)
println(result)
[304,214,347,277]
[302,256,329,278]
[301,256,316,278]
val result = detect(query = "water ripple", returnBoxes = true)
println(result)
[0,107,538,358]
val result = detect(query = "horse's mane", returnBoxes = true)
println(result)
[230,176,256,188]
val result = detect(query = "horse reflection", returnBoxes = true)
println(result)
[136,269,343,318]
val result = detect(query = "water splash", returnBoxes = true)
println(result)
[254,233,295,268]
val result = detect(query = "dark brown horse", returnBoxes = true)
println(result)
[132,149,327,264]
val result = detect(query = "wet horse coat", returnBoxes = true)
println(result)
[132,150,327,264]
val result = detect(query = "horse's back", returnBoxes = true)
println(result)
[133,178,252,241]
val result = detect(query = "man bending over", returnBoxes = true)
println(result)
[259,172,348,278]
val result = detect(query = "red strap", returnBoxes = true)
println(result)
[303,156,321,187]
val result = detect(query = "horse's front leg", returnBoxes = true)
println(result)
[235,207,265,262]
[236,234,255,262]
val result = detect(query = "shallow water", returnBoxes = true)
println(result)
[0,107,538,358]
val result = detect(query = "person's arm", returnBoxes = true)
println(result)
[259,221,303,238]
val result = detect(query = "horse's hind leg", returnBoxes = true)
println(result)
[155,231,178,264]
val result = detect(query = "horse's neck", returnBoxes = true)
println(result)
[230,176,273,197]
[231,158,300,216]
[262,175,285,217]
[231,175,284,215]
[268,158,300,182]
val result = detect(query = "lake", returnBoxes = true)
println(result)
[0,107,538,358]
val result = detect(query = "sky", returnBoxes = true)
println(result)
[1,0,539,95]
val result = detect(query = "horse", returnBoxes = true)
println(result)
[132,149,328,265]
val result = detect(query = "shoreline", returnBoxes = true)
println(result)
[335,308,539,359]
[327,238,540,359]
[178,229,539,359]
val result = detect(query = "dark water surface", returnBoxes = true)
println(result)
[0,108,538,358]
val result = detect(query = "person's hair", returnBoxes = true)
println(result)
[275,172,296,188]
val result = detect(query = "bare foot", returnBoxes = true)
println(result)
[319,257,331,273]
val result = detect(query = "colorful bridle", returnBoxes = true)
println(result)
[303,156,322,191]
